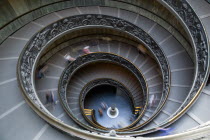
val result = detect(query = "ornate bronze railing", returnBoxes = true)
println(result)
[79,78,136,129]
[155,0,210,128]
[117,0,210,135]
[115,0,210,135]
[36,33,168,130]
[17,14,170,136]
[36,33,169,131]
[83,108,107,130]
[58,52,148,131]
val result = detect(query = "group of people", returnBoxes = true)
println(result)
[36,44,147,79]
[35,42,175,135]
[98,102,108,116]
[36,46,92,79]
[64,46,92,63]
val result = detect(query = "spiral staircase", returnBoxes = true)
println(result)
[0,0,210,140]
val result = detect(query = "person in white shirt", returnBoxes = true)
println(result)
[64,53,76,63]
[149,94,156,108]
[83,46,92,54]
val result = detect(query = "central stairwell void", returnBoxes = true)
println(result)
[84,84,135,129]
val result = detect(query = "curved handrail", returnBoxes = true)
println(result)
[36,33,168,130]
[84,109,108,130]
[118,0,210,135]
[79,78,136,130]
[91,109,106,127]
[153,0,210,129]
[36,33,169,131]
[58,52,148,131]
[17,14,170,136]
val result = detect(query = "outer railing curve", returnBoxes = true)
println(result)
[17,14,170,136]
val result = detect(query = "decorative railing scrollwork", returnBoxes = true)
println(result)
[157,0,210,126]
[17,14,170,135]
[58,52,147,131]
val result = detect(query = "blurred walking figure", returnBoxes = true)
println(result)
[45,91,56,105]
[156,127,174,136]
[130,114,136,122]
[51,91,56,105]
[149,94,157,108]
[83,46,92,54]
[101,102,108,110]
[117,121,125,128]
[37,64,48,79]
[46,92,50,104]
[129,116,133,122]
[137,44,147,57]
[64,53,76,63]
[98,108,103,116]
